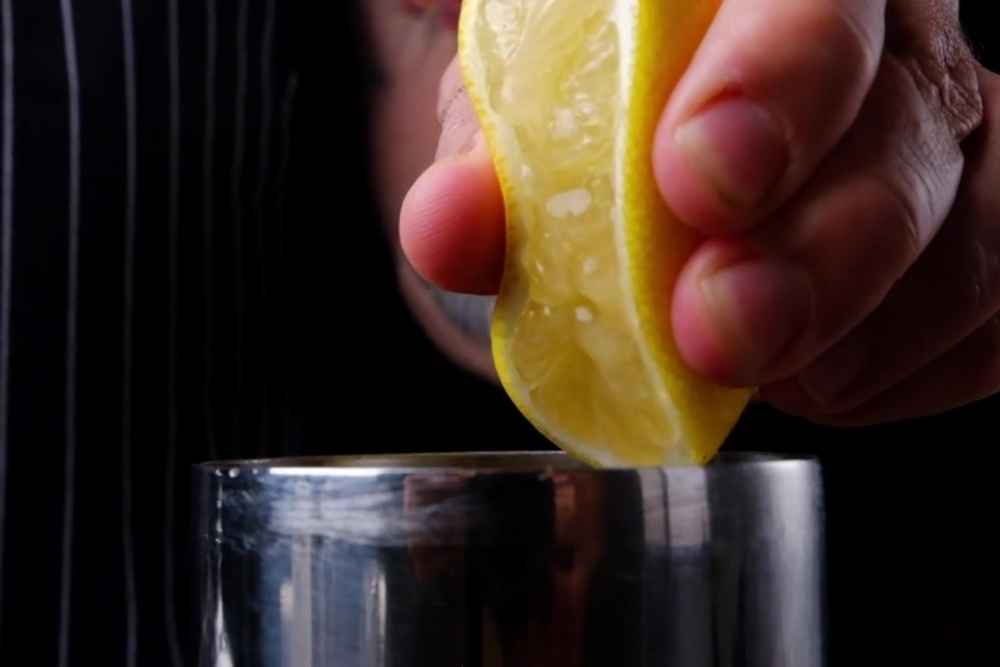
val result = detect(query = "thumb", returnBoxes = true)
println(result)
[434,56,482,160]
[400,57,506,295]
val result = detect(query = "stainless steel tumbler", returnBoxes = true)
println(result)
[195,452,825,666]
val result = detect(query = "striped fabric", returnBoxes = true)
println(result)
[0,2,302,663]
[0,3,550,663]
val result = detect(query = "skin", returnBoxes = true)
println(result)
[394,0,1000,427]
[364,0,499,379]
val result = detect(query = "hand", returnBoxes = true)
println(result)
[400,0,1000,426]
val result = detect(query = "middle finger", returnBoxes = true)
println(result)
[672,52,974,387]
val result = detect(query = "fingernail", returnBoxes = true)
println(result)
[700,258,813,384]
[798,340,868,409]
[675,97,788,210]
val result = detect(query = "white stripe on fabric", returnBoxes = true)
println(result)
[231,0,249,451]
[164,0,184,663]
[276,72,297,456]
[254,0,276,457]
[0,0,15,633]
[121,0,139,665]
[57,0,81,663]
[203,0,217,459]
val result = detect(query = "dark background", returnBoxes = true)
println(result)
[286,4,1000,664]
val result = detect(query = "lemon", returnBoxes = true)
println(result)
[459,0,752,467]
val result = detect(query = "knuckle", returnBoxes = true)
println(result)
[965,233,1000,317]
[949,110,1000,322]
[827,1,881,65]
[890,21,984,141]
[801,2,881,88]
[868,60,967,262]
[436,58,465,125]
[872,167,929,266]
[908,57,982,141]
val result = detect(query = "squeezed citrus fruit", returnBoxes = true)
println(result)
[458,0,752,466]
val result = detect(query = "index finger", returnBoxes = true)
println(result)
[654,0,886,234]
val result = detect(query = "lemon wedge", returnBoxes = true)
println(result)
[459,0,752,467]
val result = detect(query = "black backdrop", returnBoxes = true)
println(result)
[286,3,1000,664]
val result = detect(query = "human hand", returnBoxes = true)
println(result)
[400,0,1000,426]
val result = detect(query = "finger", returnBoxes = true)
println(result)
[399,137,505,294]
[778,314,1000,427]
[780,67,1000,413]
[434,56,479,161]
[673,53,976,386]
[399,58,506,294]
[654,0,885,234]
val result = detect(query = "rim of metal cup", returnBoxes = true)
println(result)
[195,450,819,475]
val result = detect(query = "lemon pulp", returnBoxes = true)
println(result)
[460,0,751,467]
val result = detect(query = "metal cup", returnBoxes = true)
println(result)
[195,452,825,666]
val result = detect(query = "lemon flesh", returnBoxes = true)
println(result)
[459,0,752,467]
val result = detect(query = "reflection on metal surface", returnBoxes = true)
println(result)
[195,452,826,666]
